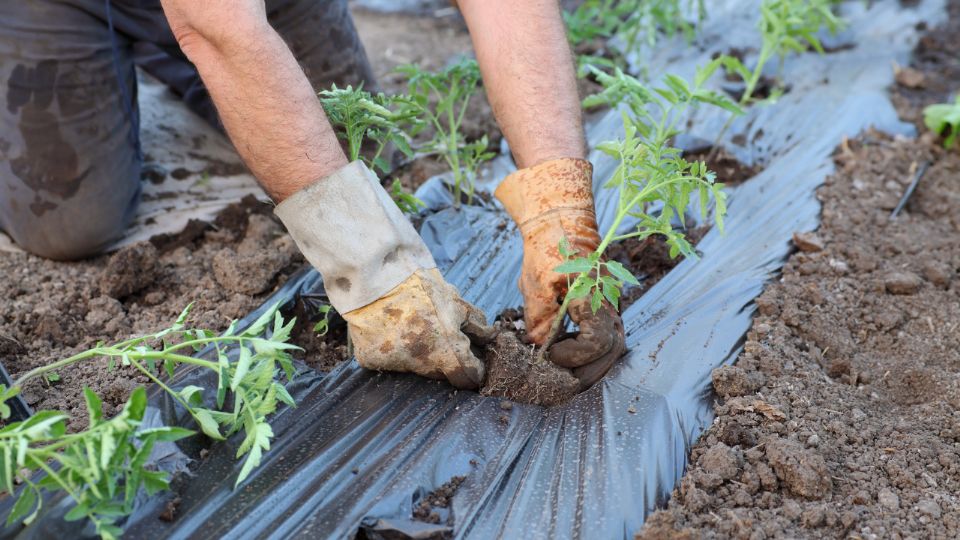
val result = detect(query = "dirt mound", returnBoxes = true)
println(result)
[638,131,960,539]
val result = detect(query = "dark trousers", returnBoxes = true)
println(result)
[0,0,376,260]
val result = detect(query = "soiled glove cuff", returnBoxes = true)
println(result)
[274,161,436,313]
[494,158,596,226]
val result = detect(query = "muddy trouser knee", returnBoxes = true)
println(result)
[0,2,142,261]
[0,0,376,259]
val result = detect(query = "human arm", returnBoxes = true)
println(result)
[456,0,585,168]
[159,1,493,388]
[458,0,626,386]
[158,0,346,202]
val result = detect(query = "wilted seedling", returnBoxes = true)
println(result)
[396,60,496,208]
[923,95,960,149]
[0,304,299,539]
[542,65,739,351]
[319,84,426,212]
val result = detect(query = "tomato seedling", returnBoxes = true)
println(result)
[0,303,299,539]
[923,95,960,149]
[319,84,426,213]
[396,60,495,208]
[543,64,741,350]
[710,0,843,155]
[566,0,705,76]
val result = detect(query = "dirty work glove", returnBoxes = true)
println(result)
[275,161,494,389]
[494,158,626,388]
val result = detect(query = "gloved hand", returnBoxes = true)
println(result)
[495,158,626,388]
[275,161,494,389]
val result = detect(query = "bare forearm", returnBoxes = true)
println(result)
[162,7,346,202]
[458,0,585,168]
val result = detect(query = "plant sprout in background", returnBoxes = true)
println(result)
[543,63,741,351]
[709,0,844,154]
[0,304,299,539]
[565,0,706,76]
[396,60,495,208]
[923,95,960,149]
[319,84,426,213]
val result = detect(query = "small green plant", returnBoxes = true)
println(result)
[312,304,333,336]
[720,0,843,106]
[0,304,299,539]
[319,84,426,212]
[566,0,705,76]
[707,0,843,157]
[924,95,960,148]
[543,64,740,350]
[396,60,495,208]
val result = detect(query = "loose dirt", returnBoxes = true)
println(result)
[0,197,346,430]
[413,475,467,526]
[638,132,960,538]
[638,7,960,537]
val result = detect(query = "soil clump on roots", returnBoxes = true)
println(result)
[480,321,580,407]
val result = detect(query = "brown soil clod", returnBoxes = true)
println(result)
[413,475,467,527]
[100,242,158,299]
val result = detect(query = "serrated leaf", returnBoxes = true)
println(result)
[605,260,641,286]
[138,426,195,442]
[601,280,621,311]
[232,347,253,392]
[83,388,103,424]
[590,288,604,314]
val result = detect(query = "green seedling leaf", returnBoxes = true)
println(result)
[923,95,960,148]
[605,260,640,286]
[554,259,594,275]
[6,484,38,526]
[193,409,224,441]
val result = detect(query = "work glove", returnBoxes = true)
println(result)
[275,161,494,389]
[495,158,626,389]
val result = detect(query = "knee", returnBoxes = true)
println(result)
[6,206,132,261]
[1,181,139,261]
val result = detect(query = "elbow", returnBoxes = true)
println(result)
[168,16,271,61]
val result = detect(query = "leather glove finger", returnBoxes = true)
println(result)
[457,299,499,347]
[548,298,626,388]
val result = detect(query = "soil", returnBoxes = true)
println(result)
[685,147,763,186]
[640,129,960,539]
[636,8,960,537]
[608,226,711,311]
[0,197,344,430]
[890,0,960,132]
[413,475,467,526]
[480,324,581,407]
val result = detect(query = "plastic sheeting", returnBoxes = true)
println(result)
[0,0,945,538]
